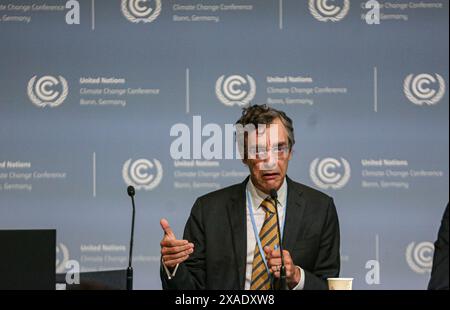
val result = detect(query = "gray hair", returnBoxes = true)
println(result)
[235,104,295,158]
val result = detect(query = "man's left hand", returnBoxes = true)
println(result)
[264,246,300,289]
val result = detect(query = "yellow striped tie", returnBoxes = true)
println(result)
[250,197,280,290]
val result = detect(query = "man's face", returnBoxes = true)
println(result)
[243,117,292,194]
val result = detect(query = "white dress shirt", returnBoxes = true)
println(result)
[245,177,305,290]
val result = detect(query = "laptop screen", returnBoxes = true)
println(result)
[0,229,56,290]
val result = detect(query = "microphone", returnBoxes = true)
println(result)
[126,185,136,290]
[270,188,288,290]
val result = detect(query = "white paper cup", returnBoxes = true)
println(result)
[327,278,353,290]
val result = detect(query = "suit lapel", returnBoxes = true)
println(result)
[226,178,248,289]
[282,176,306,251]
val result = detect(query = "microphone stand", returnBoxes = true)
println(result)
[270,189,288,290]
[127,186,136,291]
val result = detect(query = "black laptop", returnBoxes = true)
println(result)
[0,229,56,290]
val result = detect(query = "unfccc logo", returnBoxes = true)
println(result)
[122,158,163,190]
[310,157,351,190]
[121,0,161,23]
[403,73,446,106]
[405,241,434,274]
[309,0,350,22]
[27,75,68,108]
[215,74,256,107]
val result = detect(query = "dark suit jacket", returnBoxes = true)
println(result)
[428,203,449,290]
[161,176,340,290]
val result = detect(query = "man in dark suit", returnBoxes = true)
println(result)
[160,104,340,290]
[428,203,449,290]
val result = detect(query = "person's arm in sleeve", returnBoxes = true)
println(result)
[428,203,449,290]
[303,198,340,290]
[160,198,206,290]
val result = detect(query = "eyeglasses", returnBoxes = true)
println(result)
[247,145,290,159]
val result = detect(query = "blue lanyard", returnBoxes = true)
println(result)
[246,189,286,278]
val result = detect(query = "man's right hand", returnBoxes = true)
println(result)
[160,218,194,268]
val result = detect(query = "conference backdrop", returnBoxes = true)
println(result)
[0,0,448,289]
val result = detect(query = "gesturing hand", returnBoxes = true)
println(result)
[264,246,301,289]
[160,218,194,268]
